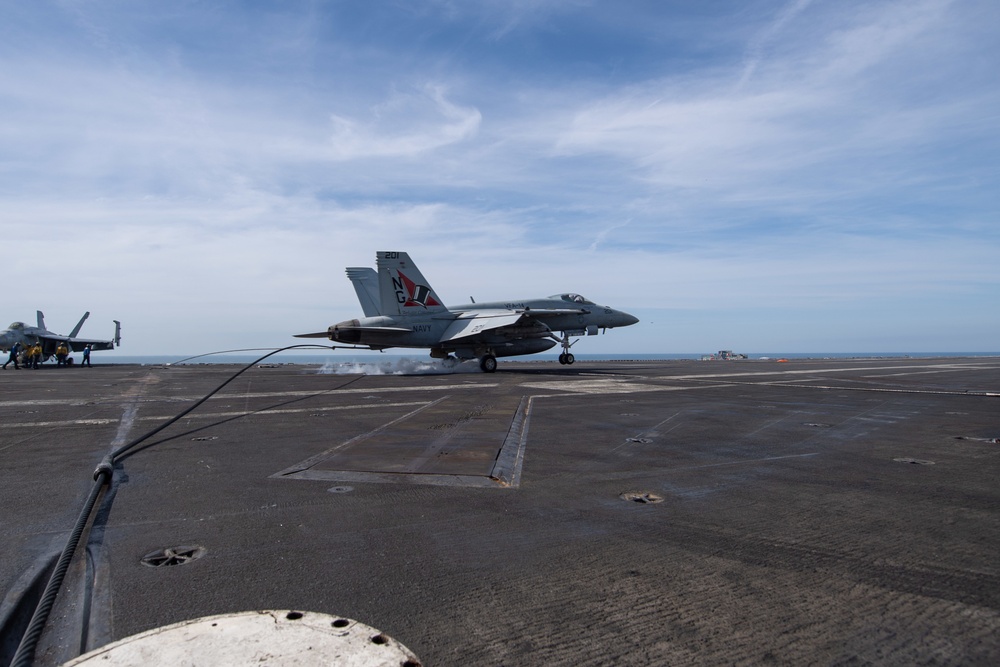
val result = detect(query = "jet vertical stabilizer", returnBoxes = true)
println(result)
[376,251,447,316]
[68,312,91,338]
[346,267,382,317]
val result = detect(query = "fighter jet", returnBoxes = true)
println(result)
[0,311,121,362]
[295,251,639,372]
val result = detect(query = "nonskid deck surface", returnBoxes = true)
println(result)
[2,358,999,665]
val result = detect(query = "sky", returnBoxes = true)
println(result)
[2,0,998,356]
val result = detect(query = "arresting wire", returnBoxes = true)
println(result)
[11,344,336,667]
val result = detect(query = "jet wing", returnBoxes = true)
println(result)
[441,311,525,342]
[34,333,115,352]
[65,337,116,352]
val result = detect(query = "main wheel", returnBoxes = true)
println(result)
[479,355,498,373]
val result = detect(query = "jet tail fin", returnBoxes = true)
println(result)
[69,312,90,338]
[346,267,382,317]
[375,251,447,316]
[37,311,45,330]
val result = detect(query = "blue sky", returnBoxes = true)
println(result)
[2,0,997,356]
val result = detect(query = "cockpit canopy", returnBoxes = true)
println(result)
[552,293,595,305]
[7,322,25,330]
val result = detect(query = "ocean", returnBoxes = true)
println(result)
[97,351,1000,366]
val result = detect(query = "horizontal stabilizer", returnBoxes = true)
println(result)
[342,326,413,334]
[296,325,412,338]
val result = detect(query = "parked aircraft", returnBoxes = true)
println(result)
[296,251,638,372]
[0,311,121,361]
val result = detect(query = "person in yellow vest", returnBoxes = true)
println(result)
[30,342,42,369]
[56,341,70,366]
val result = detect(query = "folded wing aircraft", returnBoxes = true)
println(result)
[0,311,121,361]
[295,251,638,372]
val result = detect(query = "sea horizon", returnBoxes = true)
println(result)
[92,351,1000,366]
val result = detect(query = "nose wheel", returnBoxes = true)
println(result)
[479,354,497,373]
[553,332,577,365]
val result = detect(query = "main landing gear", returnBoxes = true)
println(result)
[479,354,497,373]
[435,348,496,372]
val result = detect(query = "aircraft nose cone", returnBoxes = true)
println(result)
[621,312,639,327]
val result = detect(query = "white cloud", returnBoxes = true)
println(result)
[1,1,997,354]
[328,85,481,160]
[551,0,987,216]
[737,0,815,90]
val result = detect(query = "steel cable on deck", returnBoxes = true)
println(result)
[10,344,335,666]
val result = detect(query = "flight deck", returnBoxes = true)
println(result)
[2,357,999,665]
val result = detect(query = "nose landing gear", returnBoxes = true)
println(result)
[553,332,576,365]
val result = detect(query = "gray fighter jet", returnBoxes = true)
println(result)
[296,251,639,372]
[0,311,121,361]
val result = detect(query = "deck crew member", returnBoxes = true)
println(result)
[56,341,70,366]
[2,341,21,370]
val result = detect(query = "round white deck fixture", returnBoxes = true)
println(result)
[63,610,421,666]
